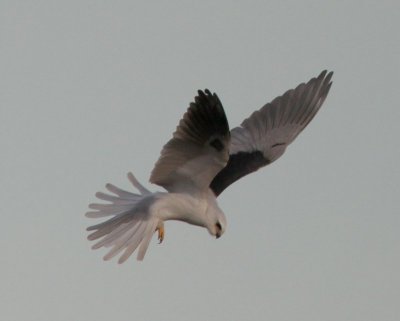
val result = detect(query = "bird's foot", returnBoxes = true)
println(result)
[156,225,164,244]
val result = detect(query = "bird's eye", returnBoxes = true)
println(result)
[215,222,222,231]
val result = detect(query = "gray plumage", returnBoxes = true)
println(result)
[210,70,333,195]
[86,71,333,262]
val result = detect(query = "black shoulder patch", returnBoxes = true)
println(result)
[209,138,224,151]
[210,151,270,196]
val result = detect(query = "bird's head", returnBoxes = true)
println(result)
[206,205,227,239]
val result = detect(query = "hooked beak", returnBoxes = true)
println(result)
[215,222,222,239]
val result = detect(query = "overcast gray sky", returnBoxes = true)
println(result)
[1,1,399,321]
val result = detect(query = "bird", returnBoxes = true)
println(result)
[85,70,333,263]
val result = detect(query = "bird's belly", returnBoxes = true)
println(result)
[153,192,208,227]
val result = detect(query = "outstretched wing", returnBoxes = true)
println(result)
[210,70,333,196]
[150,89,230,193]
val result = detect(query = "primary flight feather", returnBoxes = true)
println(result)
[86,70,333,262]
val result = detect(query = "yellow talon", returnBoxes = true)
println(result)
[156,225,165,244]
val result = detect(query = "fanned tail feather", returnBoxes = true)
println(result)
[86,173,159,262]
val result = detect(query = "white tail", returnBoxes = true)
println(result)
[86,173,159,262]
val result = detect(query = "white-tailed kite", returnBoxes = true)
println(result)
[86,70,333,263]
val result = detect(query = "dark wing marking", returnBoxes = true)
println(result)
[210,70,333,196]
[210,151,271,196]
[150,89,230,192]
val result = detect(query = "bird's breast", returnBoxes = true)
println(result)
[153,192,209,227]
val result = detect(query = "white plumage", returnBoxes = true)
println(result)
[86,71,333,262]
